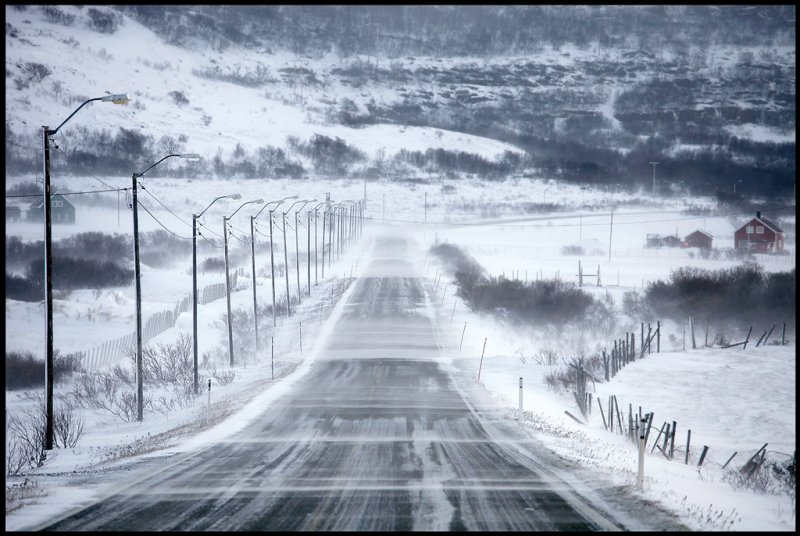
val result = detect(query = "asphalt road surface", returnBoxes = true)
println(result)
[39,230,683,531]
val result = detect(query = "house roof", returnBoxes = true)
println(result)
[28,191,75,209]
[757,216,783,233]
[736,215,783,234]
[686,230,713,239]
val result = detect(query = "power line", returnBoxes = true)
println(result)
[6,187,125,198]
[197,219,223,239]
[199,232,224,249]
[139,187,193,229]
[136,199,192,240]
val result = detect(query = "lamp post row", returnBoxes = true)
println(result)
[42,93,130,452]
[41,93,365,452]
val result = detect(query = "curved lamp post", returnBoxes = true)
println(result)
[192,193,240,394]
[311,201,327,286]
[293,199,316,301]
[133,153,200,421]
[223,198,264,367]
[42,93,130,450]
[250,195,297,357]
[282,199,307,317]
[267,197,295,327]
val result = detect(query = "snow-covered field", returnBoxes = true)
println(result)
[5,175,796,531]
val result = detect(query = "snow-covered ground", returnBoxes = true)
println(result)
[4,5,796,531]
[5,175,796,531]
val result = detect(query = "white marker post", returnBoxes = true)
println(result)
[518,377,523,420]
[637,416,647,489]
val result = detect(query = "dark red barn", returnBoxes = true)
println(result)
[734,212,784,252]
[684,230,713,249]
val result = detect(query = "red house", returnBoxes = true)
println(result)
[734,212,784,252]
[662,235,682,248]
[684,230,713,249]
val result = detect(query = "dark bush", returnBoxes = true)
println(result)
[41,5,76,25]
[86,7,120,34]
[430,243,600,325]
[25,256,134,291]
[644,263,795,324]
[201,256,225,272]
[6,272,42,301]
[168,90,189,106]
[293,134,365,175]
[6,350,82,390]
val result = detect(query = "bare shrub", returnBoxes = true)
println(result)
[201,350,237,386]
[151,384,196,413]
[141,333,194,387]
[69,370,143,422]
[543,367,574,394]
[721,454,796,500]
[713,331,730,347]
[53,404,85,448]
[6,404,48,474]
[532,347,560,366]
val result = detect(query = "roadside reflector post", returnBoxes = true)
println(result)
[637,416,647,489]
[518,377,523,420]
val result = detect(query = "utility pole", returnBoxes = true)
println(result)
[649,161,659,198]
[40,93,130,450]
[223,216,234,367]
[283,211,291,317]
[608,208,614,262]
[269,211,278,327]
[250,215,259,361]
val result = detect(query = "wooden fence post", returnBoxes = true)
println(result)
[698,445,709,466]
[722,451,737,469]
[685,430,691,464]
[609,396,614,433]
[762,324,775,346]
[669,420,677,459]
[657,321,660,353]
[742,326,753,349]
[598,398,607,430]
[641,322,645,357]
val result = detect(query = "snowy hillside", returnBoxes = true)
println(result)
[5,5,522,175]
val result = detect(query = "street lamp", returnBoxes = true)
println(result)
[223,198,264,368]
[192,193,240,395]
[250,195,296,357]
[41,92,130,451]
[282,199,308,317]
[132,152,200,421]
[311,201,327,286]
[293,199,316,302]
